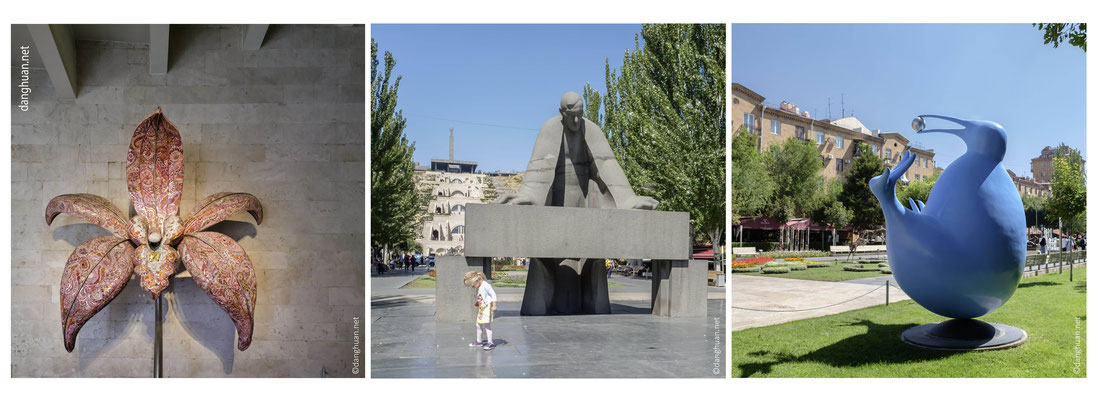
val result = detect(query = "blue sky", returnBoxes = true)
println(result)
[372,24,644,172]
[732,24,1086,177]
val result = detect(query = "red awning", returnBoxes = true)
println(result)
[692,247,715,259]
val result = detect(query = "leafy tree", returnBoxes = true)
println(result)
[371,38,420,262]
[729,127,773,223]
[1035,23,1086,51]
[810,178,851,247]
[896,168,940,206]
[839,143,886,235]
[584,24,725,254]
[1047,144,1086,233]
[765,137,823,221]
[1021,193,1050,229]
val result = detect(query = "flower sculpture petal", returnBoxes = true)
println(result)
[125,109,185,298]
[60,236,135,352]
[183,192,264,235]
[45,194,131,238]
[126,109,184,229]
[45,108,263,353]
[179,231,258,350]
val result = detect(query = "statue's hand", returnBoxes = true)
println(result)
[623,195,659,210]
[495,193,535,205]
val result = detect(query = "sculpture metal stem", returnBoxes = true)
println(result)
[154,294,163,378]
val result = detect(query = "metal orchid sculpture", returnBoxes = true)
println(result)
[46,108,263,353]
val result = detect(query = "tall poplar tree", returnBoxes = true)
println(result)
[371,38,420,262]
[583,24,726,254]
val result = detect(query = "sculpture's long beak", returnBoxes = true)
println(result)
[913,115,969,136]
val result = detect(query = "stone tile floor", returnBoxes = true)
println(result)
[371,297,725,378]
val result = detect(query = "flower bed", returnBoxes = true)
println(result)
[732,256,775,269]
[842,264,880,272]
[879,266,892,274]
[762,266,790,274]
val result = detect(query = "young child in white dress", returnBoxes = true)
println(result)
[463,271,497,350]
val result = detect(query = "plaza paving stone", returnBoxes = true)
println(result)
[729,274,910,332]
[371,271,725,378]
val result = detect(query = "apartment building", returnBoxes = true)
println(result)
[732,83,937,181]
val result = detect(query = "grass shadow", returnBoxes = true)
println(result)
[1074,281,1086,294]
[1018,281,1061,289]
[737,319,957,377]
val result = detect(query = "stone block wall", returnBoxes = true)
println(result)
[11,25,365,377]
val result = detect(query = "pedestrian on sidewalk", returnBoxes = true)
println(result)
[1039,236,1047,254]
[464,271,497,351]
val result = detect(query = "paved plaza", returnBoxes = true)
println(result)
[729,274,910,331]
[371,269,725,378]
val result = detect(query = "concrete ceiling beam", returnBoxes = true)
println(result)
[149,24,169,75]
[243,24,270,51]
[26,24,77,99]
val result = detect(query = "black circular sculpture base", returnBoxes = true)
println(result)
[901,318,1027,351]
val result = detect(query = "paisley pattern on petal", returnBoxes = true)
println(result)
[180,232,257,350]
[60,236,135,352]
[126,109,184,229]
[132,244,180,299]
[184,192,264,235]
[46,194,130,238]
[128,215,149,247]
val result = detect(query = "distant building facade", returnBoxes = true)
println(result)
[1007,169,1051,198]
[1031,145,1085,184]
[731,83,938,182]
[413,128,493,256]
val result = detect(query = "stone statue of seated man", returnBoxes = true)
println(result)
[496,91,658,315]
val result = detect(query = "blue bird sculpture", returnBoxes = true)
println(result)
[870,115,1026,319]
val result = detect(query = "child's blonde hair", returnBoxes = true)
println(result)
[463,271,486,288]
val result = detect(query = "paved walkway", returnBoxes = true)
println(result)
[729,274,909,332]
[371,271,725,378]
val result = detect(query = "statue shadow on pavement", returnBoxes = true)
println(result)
[735,319,957,378]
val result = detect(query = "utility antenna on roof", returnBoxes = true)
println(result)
[841,93,846,118]
[828,97,832,120]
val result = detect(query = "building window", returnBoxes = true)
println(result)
[835,136,844,149]
[924,159,929,168]
[816,130,825,145]
[733,98,739,104]
[836,160,844,173]
[885,148,892,159]
[771,120,781,135]
[743,113,756,133]
[915,174,921,181]
[871,144,878,154]
[796,126,807,140]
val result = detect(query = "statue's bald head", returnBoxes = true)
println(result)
[560,92,583,113]
[559,91,584,132]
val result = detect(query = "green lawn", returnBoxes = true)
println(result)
[400,274,626,289]
[732,266,1087,378]
[738,261,890,282]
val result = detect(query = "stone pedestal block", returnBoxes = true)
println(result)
[651,260,707,317]
[465,204,689,260]
[434,256,488,323]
